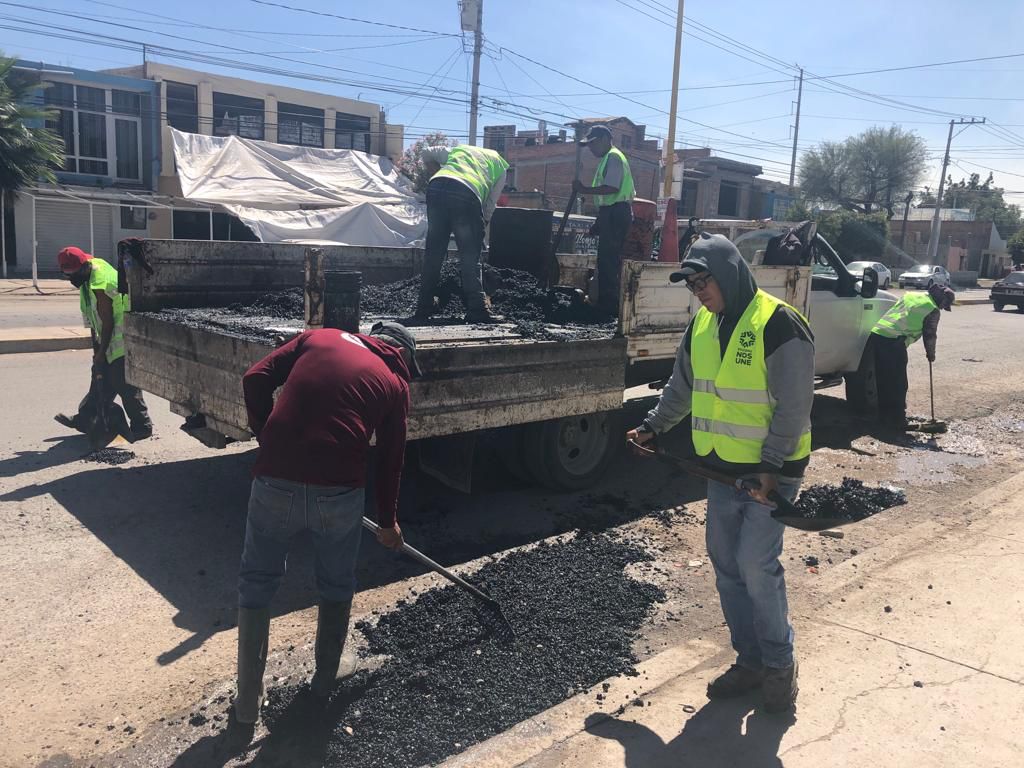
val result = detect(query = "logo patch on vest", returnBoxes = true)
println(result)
[735,330,755,366]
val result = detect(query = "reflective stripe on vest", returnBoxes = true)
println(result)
[591,146,635,208]
[432,145,509,206]
[80,257,128,363]
[870,292,936,347]
[690,290,812,464]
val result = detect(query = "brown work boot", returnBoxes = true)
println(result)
[706,664,764,699]
[762,661,799,713]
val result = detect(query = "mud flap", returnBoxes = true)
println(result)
[417,432,478,493]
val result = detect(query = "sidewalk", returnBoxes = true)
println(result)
[444,471,1024,768]
[0,279,88,353]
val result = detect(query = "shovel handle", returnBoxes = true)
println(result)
[361,517,497,607]
[628,440,801,517]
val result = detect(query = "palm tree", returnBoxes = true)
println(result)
[0,54,65,193]
[0,53,65,278]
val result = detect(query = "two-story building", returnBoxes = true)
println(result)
[104,63,404,240]
[7,60,162,276]
[670,148,769,220]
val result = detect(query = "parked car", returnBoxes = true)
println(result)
[991,271,1024,312]
[898,264,951,289]
[847,260,892,289]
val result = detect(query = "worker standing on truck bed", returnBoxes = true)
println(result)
[627,233,813,714]
[869,283,954,430]
[53,246,152,441]
[415,145,509,324]
[232,321,421,728]
[572,124,635,317]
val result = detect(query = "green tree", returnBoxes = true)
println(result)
[815,209,891,262]
[0,55,65,195]
[397,131,449,193]
[798,126,929,218]
[926,172,1022,238]
[1008,228,1024,266]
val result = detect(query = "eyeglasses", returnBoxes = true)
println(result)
[684,273,714,293]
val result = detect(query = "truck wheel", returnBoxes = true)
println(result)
[994,302,1004,312]
[845,341,878,416]
[524,411,623,491]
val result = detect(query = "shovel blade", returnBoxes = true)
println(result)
[771,514,860,532]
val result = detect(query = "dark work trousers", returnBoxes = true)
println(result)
[418,177,487,315]
[595,201,633,316]
[72,356,151,433]
[872,334,909,425]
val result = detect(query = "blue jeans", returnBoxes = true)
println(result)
[238,476,365,610]
[705,476,801,670]
[419,177,486,314]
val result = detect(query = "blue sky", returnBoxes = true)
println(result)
[4,0,1024,204]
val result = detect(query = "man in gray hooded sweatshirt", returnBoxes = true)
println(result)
[628,233,814,713]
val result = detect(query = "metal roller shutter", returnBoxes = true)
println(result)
[35,199,115,262]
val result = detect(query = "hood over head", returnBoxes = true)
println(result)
[670,232,758,318]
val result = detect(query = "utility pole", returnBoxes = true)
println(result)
[467,0,483,146]
[927,117,984,263]
[661,0,685,199]
[788,67,803,188]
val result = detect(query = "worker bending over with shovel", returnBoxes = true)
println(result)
[233,321,422,728]
[627,233,814,713]
[415,145,509,324]
[54,246,151,442]
[869,283,954,431]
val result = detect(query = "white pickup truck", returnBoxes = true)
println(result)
[122,219,893,494]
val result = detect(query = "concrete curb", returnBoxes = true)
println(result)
[0,334,92,354]
[955,296,991,306]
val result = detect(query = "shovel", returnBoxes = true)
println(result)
[629,440,854,532]
[85,365,133,450]
[546,190,580,289]
[361,517,516,641]
[906,361,947,435]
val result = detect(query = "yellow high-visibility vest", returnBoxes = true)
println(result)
[432,145,509,205]
[690,289,811,464]
[80,257,128,363]
[591,146,635,208]
[871,292,937,347]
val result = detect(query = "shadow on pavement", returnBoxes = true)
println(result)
[583,696,795,768]
[1,425,705,670]
[0,433,95,478]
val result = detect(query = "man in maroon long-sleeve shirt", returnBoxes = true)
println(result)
[233,322,421,727]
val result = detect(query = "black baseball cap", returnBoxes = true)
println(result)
[579,124,612,144]
[370,321,424,378]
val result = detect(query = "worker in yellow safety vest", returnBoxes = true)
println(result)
[415,145,509,324]
[572,124,635,317]
[53,246,152,441]
[627,233,814,714]
[869,283,954,430]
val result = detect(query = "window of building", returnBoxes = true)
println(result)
[278,102,324,147]
[120,204,147,230]
[213,92,264,140]
[620,135,632,149]
[680,179,699,217]
[166,81,199,133]
[172,210,259,241]
[718,180,740,216]
[335,112,372,153]
[44,81,143,181]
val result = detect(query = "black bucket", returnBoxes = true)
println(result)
[323,270,362,333]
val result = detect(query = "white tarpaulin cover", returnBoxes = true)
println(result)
[170,128,426,246]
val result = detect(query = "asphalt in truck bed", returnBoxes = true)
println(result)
[146,264,616,344]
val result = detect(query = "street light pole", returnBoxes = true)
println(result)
[662,0,685,199]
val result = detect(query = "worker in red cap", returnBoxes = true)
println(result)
[54,246,152,440]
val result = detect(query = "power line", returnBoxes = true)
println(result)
[245,0,458,37]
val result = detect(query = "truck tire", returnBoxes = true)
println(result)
[993,302,1004,312]
[525,410,623,491]
[845,341,878,415]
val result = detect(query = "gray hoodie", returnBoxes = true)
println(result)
[644,233,815,477]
